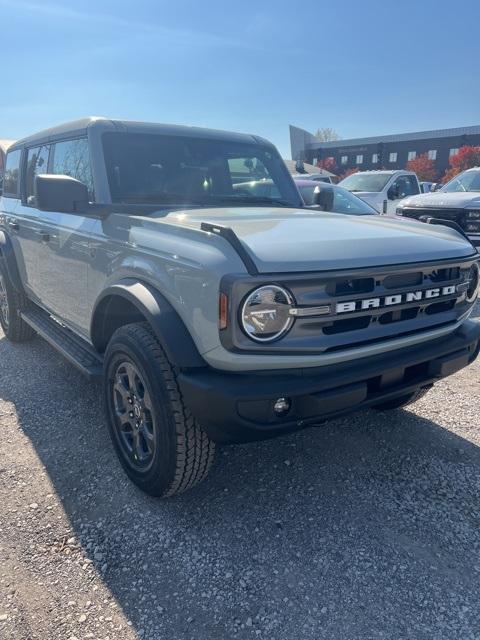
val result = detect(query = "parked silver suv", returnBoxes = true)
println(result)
[1,117,479,497]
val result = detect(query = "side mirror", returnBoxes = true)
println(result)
[35,174,89,213]
[432,183,443,192]
[313,185,334,211]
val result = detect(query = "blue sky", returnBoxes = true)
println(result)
[1,0,479,157]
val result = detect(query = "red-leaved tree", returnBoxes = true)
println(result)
[316,157,337,174]
[443,145,480,183]
[406,153,437,181]
[339,167,359,180]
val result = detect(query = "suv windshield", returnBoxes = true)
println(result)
[442,170,480,193]
[102,132,302,208]
[339,173,392,193]
[298,183,377,214]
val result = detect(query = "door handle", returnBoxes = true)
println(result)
[8,220,19,231]
[39,230,50,242]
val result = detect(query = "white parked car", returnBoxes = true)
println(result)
[339,170,421,216]
[396,167,480,247]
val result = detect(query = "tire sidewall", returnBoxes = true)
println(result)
[104,331,178,494]
[0,262,11,333]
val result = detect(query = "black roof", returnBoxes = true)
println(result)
[10,117,271,150]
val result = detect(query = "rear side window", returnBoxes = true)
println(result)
[51,138,94,200]
[26,145,50,205]
[3,149,22,197]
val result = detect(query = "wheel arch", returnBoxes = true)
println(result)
[90,279,206,370]
[0,229,23,291]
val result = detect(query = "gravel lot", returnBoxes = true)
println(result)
[1,307,480,640]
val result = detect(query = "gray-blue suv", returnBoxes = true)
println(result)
[1,117,479,496]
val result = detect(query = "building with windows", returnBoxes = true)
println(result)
[290,125,480,179]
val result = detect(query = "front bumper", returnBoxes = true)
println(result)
[178,320,480,443]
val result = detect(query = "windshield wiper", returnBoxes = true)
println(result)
[209,196,293,207]
[114,194,295,208]
[118,193,210,206]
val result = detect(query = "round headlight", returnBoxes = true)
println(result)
[241,285,294,342]
[466,262,480,303]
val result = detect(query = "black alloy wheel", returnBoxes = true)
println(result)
[112,360,156,471]
[104,322,215,497]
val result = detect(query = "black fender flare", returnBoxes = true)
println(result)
[0,229,23,291]
[90,279,206,370]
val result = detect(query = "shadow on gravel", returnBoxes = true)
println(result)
[1,329,480,639]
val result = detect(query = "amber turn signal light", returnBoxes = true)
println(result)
[219,292,228,330]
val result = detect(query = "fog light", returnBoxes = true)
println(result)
[273,397,291,416]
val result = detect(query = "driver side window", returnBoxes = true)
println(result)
[390,175,419,199]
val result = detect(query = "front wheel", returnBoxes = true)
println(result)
[103,322,215,497]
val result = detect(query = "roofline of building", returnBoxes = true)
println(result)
[290,124,480,150]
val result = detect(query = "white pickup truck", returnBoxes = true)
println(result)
[339,170,421,216]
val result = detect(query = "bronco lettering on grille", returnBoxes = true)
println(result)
[336,285,457,314]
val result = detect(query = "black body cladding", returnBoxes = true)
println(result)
[180,319,480,443]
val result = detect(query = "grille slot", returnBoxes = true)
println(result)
[327,277,375,296]
[383,272,422,289]
[425,300,456,315]
[378,307,419,324]
[430,267,460,282]
[323,316,370,335]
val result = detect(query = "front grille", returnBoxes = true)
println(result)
[400,207,466,228]
[225,257,477,354]
[286,260,475,353]
[315,263,467,345]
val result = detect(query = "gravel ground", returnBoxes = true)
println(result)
[1,308,480,640]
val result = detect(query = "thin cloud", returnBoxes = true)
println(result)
[0,0,266,50]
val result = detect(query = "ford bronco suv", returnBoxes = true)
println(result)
[1,117,479,497]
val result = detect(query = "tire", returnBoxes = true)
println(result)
[103,322,215,497]
[372,386,431,411]
[0,260,35,342]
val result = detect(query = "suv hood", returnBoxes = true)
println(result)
[400,191,480,209]
[162,207,474,273]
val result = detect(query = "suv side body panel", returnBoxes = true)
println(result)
[87,214,247,355]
